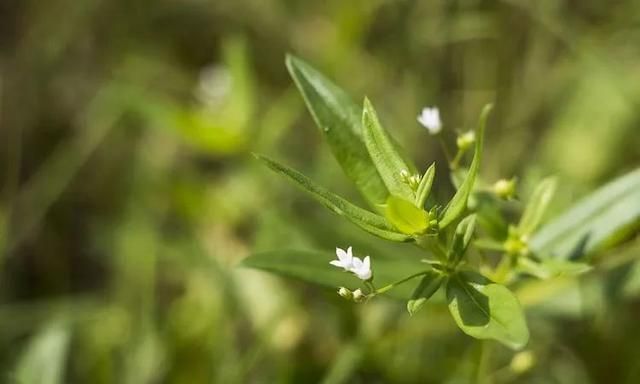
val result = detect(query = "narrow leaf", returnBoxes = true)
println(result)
[286,55,389,209]
[362,98,416,201]
[407,270,443,315]
[439,104,492,229]
[256,154,410,242]
[517,258,592,279]
[448,214,477,265]
[531,168,640,259]
[446,271,529,349]
[15,320,70,384]
[518,177,557,236]
[415,163,436,209]
[385,195,429,235]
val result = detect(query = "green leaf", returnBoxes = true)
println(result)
[439,104,492,229]
[415,163,436,209]
[384,195,429,235]
[407,270,444,315]
[517,258,592,279]
[362,98,416,202]
[15,320,70,384]
[242,249,424,299]
[446,271,529,349]
[286,55,389,209]
[530,168,640,259]
[518,177,557,236]
[256,154,410,242]
[448,214,477,265]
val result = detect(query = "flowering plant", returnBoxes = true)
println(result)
[244,55,640,349]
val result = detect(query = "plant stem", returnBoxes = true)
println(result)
[374,270,433,295]
[438,135,452,164]
[450,148,466,170]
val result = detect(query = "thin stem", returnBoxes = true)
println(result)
[374,270,434,295]
[365,280,376,294]
[450,148,466,170]
[438,135,452,164]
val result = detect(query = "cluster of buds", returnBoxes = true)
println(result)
[399,169,421,190]
[337,287,366,303]
[504,226,529,256]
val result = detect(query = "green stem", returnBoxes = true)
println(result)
[450,148,466,170]
[365,280,376,294]
[438,135,452,164]
[415,236,448,263]
[374,270,434,295]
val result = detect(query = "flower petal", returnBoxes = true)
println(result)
[363,256,370,271]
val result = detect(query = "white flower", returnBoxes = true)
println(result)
[330,246,373,281]
[351,256,372,280]
[330,246,354,271]
[417,107,442,135]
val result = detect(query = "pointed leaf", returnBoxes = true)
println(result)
[448,214,477,265]
[362,98,416,201]
[384,195,429,235]
[531,168,640,259]
[15,320,70,384]
[439,104,492,229]
[256,154,410,242]
[415,163,436,209]
[286,55,388,209]
[518,177,557,236]
[517,258,592,279]
[407,270,444,315]
[446,271,529,349]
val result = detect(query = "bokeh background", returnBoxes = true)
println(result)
[1,0,640,382]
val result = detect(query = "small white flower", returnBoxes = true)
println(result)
[351,256,372,280]
[417,107,442,135]
[330,246,354,271]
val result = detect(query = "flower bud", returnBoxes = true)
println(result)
[352,288,366,303]
[504,227,529,256]
[510,350,535,373]
[493,178,517,200]
[456,131,475,151]
[337,287,352,300]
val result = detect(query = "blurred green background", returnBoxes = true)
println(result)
[1,0,640,382]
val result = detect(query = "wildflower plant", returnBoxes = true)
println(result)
[244,55,640,350]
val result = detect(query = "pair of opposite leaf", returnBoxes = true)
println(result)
[254,55,533,350]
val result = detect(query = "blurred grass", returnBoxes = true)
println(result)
[0,0,639,382]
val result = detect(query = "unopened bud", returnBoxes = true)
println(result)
[504,227,529,256]
[456,131,475,151]
[352,289,366,303]
[337,287,352,300]
[510,350,535,373]
[400,169,421,190]
[493,178,517,200]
